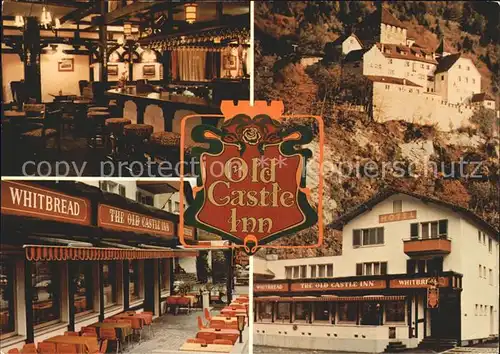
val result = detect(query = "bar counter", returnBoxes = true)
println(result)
[107,88,221,132]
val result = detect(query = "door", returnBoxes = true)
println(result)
[430,291,460,340]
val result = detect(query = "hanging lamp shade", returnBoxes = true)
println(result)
[184,3,198,24]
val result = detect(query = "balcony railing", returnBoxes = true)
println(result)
[403,237,451,256]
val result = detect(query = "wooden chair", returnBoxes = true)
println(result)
[210,320,226,329]
[186,338,206,344]
[81,332,97,337]
[130,317,144,342]
[81,326,98,336]
[213,339,233,345]
[21,343,37,353]
[20,108,61,155]
[98,339,108,354]
[99,327,120,353]
[197,316,207,330]
[196,332,217,344]
[7,349,20,354]
[64,331,79,336]
[37,342,57,354]
[177,296,191,314]
[204,308,212,323]
[55,343,77,354]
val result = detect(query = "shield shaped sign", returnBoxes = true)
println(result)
[180,101,322,255]
[427,287,439,308]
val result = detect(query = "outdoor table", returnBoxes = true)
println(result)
[49,93,77,101]
[91,321,133,342]
[198,328,240,340]
[3,110,26,119]
[114,312,152,325]
[179,342,233,353]
[45,335,99,353]
[169,295,197,307]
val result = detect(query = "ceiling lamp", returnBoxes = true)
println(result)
[184,3,198,24]
[14,15,24,28]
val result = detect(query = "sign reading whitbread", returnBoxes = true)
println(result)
[1,181,90,225]
[254,283,288,292]
[390,277,449,288]
[98,204,174,238]
[290,280,386,291]
[379,210,417,223]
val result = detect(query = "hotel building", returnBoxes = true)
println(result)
[254,188,498,352]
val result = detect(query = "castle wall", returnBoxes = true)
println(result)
[380,23,407,45]
[372,82,474,131]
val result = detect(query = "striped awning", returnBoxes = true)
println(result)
[24,245,197,261]
[255,295,406,302]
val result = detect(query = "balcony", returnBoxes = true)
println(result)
[403,237,451,257]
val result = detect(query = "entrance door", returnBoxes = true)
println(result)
[429,292,460,340]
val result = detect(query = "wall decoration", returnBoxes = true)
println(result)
[108,65,119,76]
[223,54,237,70]
[58,58,74,72]
[143,64,156,77]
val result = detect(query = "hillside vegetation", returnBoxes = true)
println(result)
[255,1,499,259]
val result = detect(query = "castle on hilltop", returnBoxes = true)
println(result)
[326,6,496,131]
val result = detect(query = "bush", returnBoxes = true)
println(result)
[469,107,499,137]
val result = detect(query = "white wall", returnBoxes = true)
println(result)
[445,57,482,104]
[40,46,90,102]
[1,53,24,103]
[80,179,138,201]
[342,35,363,55]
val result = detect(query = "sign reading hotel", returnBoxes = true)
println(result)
[181,101,323,255]
[379,210,416,223]
[291,280,386,292]
[98,204,174,238]
[1,181,90,226]
[254,283,288,292]
[390,277,449,289]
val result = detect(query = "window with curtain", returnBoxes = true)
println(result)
[385,301,405,322]
[276,302,290,322]
[294,302,308,322]
[338,302,357,322]
[160,259,170,293]
[32,262,60,327]
[258,302,273,322]
[73,263,94,315]
[129,260,143,303]
[0,261,15,337]
[361,302,382,325]
[176,49,208,82]
[103,262,117,308]
[313,302,329,322]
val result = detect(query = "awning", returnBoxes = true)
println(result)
[255,295,406,302]
[24,245,197,261]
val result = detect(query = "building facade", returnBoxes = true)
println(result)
[253,189,499,352]
[0,180,198,352]
[334,7,497,131]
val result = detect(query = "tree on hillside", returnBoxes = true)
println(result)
[469,107,499,137]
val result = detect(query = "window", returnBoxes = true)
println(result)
[159,259,170,293]
[478,230,482,243]
[385,301,405,322]
[488,238,492,253]
[285,267,292,279]
[310,265,316,278]
[326,264,333,277]
[475,304,478,316]
[99,181,126,197]
[385,84,390,90]
[136,190,154,206]
[356,262,387,276]
[458,76,461,82]
[102,262,117,308]
[0,261,15,337]
[129,260,143,303]
[338,302,357,322]
[277,302,290,322]
[393,200,402,212]
[293,266,299,279]
[405,61,410,67]
[361,302,382,325]
[483,233,486,245]
[167,199,173,212]
[318,265,326,278]
[426,65,430,69]
[300,265,307,278]
[411,220,447,240]
[314,302,329,322]
[257,302,273,322]
[294,302,308,322]
[174,202,180,213]
[459,65,461,69]
[472,78,475,84]
[286,266,306,279]
[420,64,424,69]
[353,228,384,247]
[32,262,60,327]
[441,75,444,80]
[388,59,393,64]
[73,263,94,315]
[479,264,482,278]
[467,66,470,71]
[489,269,493,285]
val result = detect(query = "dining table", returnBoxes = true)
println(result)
[45,335,99,353]
[91,321,133,342]
[114,312,153,325]
[179,342,233,353]
[168,294,197,307]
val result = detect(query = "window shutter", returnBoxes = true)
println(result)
[377,228,384,244]
[356,263,363,276]
[438,220,448,237]
[410,223,419,239]
[380,262,387,275]
[353,230,361,247]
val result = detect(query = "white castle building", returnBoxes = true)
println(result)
[328,7,497,131]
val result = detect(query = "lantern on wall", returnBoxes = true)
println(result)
[184,3,198,24]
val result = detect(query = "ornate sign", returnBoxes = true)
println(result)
[1,181,90,226]
[390,277,448,289]
[254,283,288,292]
[427,287,439,308]
[290,280,386,292]
[183,226,195,239]
[98,204,174,238]
[181,101,323,254]
[379,210,417,223]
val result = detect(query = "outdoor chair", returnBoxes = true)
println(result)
[20,344,37,353]
[7,349,20,354]
[103,318,117,323]
[98,339,108,354]
[186,338,207,344]
[55,343,77,354]
[166,296,178,315]
[81,326,98,336]
[82,332,97,338]
[99,327,120,353]
[37,342,57,354]
[197,316,207,330]
[130,317,144,343]
[177,297,191,314]
[64,331,79,336]
[196,332,217,344]
[213,339,233,345]
[219,333,238,344]
[210,320,227,329]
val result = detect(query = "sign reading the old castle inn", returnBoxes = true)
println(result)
[98,204,174,238]
[183,101,321,255]
[1,181,90,225]
[379,210,417,223]
[291,280,386,292]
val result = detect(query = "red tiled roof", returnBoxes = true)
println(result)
[376,43,437,65]
[471,92,495,102]
[366,75,421,87]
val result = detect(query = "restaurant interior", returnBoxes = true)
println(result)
[1,0,250,176]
